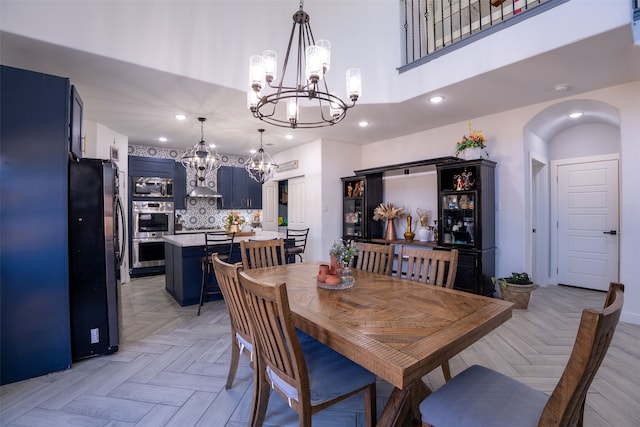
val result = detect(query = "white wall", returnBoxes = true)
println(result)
[2,1,630,105]
[359,82,640,324]
[550,123,619,159]
[84,120,130,284]
[272,138,361,263]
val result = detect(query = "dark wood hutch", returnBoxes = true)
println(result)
[342,156,496,296]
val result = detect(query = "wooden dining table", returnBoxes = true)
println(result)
[245,262,513,426]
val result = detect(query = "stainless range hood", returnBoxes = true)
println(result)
[188,183,221,198]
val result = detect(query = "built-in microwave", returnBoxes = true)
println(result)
[131,177,174,198]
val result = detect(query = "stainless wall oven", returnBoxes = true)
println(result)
[131,201,174,268]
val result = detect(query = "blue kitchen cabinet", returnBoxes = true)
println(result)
[217,166,262,209]
[173,160,187,209]
[164,241,241,306]
[128,156,175,178]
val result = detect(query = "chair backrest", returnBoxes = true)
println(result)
[204,231,235,261]
[539,282,624,426]
[240,238,286,269]
[211,254,253,355]
[238,271,310,405]
[399,247,458,288]
[286,228,309,252]
[353,242,395,275]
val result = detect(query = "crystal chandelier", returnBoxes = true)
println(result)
[245,129,278,184]
[247,0,361,128]
[180,117,222,198]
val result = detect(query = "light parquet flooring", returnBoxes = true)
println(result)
[1,276,639,426]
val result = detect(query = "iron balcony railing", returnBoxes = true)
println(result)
[400,0,567,72]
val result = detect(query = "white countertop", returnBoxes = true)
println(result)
[163,231,285,247]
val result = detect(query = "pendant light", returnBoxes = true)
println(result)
[180,117,222,198]
[245,129,278,184]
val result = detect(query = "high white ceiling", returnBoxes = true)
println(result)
[1,1,639,158]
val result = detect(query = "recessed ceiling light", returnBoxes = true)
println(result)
[554,83,569,92]
[158,137,167,142]
[285,134,294,140]
[250,149,257,154]
[358,121,369,127]
[209,143,216,148]
[569,112,583,119]
[175,114,186,121]
[429,95,444,104]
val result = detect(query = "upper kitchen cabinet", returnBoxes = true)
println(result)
[129,156,175,178]
[173,161,187,210]
[341,173,383,241]
[217,166,262,209]
[69,86,83,159]
[437,159,496,295]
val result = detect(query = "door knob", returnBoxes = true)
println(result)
[603,230,617,235]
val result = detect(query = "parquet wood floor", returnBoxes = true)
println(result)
[1,276,638,426]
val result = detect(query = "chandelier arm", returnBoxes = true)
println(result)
[295,17,305,92]
[277,19,299,91]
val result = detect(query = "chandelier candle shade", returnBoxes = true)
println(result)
[245,129,278,184]
[180,117,222,198]
[247,1,361,128]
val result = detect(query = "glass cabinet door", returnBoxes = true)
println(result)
[441,192,476,246]
[344,198,363,238]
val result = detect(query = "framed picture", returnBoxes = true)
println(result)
[278,160,298,172]
[110,146,119,161]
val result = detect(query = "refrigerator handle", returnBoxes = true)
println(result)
[115,196,126,267]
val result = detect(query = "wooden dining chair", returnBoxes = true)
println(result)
[197,231,235,315]
[399,246,459,382]
[400,247,459,288]
[353,242,395,275]
[420,282,625,427]
[240,238,286,270]
[238,271,377,427]
[211,254,254,389]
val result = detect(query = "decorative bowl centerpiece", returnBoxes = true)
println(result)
[318,239,358,289]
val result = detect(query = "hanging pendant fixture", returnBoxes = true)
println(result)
[180,117,222,198]
[245,129,278,184]
[247,0,361,129]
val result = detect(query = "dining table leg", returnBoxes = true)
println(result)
[377,380,432,427]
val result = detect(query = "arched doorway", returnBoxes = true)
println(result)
[523,100,620,289]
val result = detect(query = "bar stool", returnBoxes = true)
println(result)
[197,231,235,315]
[284,228,309,263]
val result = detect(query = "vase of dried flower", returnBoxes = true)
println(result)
[384,219,397,241]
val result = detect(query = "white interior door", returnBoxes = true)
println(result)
[557,159,619,291]
[287,176,306,228]
[262,180,277,231]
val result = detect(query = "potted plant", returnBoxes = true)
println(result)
[491,272,538,309]
[454,121,489,160]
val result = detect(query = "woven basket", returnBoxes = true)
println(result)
[500,283,538,309]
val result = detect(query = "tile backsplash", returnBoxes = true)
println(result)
[128,145,261,230]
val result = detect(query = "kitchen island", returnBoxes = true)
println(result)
[163,231,284,306]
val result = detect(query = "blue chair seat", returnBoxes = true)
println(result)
[420,365,547,427]
[267,334,376,406]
